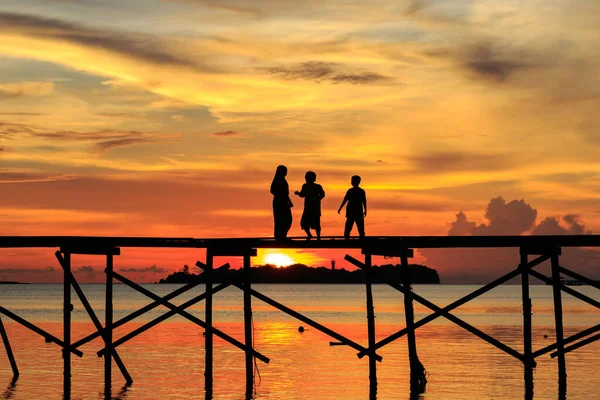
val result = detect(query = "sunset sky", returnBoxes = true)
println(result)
[1,0,599,283]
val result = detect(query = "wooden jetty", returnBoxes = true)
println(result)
[1,235,599,399]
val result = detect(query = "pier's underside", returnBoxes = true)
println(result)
[1,235,599,399]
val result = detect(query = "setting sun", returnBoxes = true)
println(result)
[264,252,295,268]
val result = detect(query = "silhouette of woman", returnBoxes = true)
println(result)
[270,165,293,240]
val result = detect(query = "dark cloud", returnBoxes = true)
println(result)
[448,211,476,236]
[1,123,161,152]
[213,130,241,136]
[95,137,155,152]
[428,42,541,83]
[462,43,536,82]
[262,61,393,85]
[75,265,96,274]
[409,151,511,173]
[0,266,54,273]
[0,12,210,71]
[422,197,597,283]
[120,264,169,273]
[0,146,7,152]
[532,215,592,235]
[473,197,537,235]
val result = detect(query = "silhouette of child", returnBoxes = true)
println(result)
[337,175,367,239]
[294,171,325,240]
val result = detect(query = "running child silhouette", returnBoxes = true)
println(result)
[337,175,367,239]
[294,171,325,240]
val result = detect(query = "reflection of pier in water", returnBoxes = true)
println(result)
[1,235,599,399]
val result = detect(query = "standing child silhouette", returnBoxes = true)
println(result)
[294,171,325,240]
[337,175,367,239]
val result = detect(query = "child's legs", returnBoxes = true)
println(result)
[344,218,354,238]
[356,217,365,237]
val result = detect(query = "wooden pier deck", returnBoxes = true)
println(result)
[1,235,599,399]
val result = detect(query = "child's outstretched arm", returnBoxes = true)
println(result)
[338,198,347,214]
[294,184,306,197]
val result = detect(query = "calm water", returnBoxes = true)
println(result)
[0,284,599,399]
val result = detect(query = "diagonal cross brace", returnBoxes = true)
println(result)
[55,251,132,384]
[233,282,382,362]
[533,323,600,358]
[72,277,208,349]
[0,305,83,357]
[528,269,600,309]
[356,254,550,358]
[388,281,524,361]
[0,316,18,378]
[97,271,270,364]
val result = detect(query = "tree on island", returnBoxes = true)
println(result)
[159,263,440,284]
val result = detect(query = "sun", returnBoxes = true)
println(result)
[264,252,295,268]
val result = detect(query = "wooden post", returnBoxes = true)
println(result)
[204,247,214,395]
[520,249,534,397]
[364,253,377,396]
[551,250,567,392]
[243,251,254,396]
[400,253,426,394]
[63,251,71,398]
[0,316,19,379]
[105,253,114,399]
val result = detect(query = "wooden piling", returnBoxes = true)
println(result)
[63,251,71,397]
[204,248,214,395]
[0,316,19,379]
[520,249,534,397]
[243,251,254,396]
[400,253,426,394]
[105,253,114,399]
[364,253,377,395]
[550,251,567,390]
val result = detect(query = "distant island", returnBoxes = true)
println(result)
[159,263,440,284]
[0,281,26,284]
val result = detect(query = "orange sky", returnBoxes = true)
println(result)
[0,1,599,283]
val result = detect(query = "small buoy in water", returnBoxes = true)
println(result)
[544,334,548,339]
[298,326,305,333]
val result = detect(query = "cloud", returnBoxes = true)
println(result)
[262,61,393,85]
[422,197,597,283]
[75,265,96,275]
[408,151,511,173]
[532,215,592,235]
[0,266,54,273]
[428,42,541,83]
[120,264,169,273]
[1,123,163,152]
[95,137,155,152]
[0,81,54,98]
[212,130,241,137]
[448,211,476,236]
[0,13,209,70]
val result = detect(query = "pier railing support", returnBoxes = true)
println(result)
[363,252,377,397]
[0,316,18,379]
[105,253,114,399]
[62,251,71,398]
[55,250,132,390]
[205,248,214,395]
[400,251,426,394]
[550,248,567,393]
[243,251,255,397]
[519,248,534,398]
